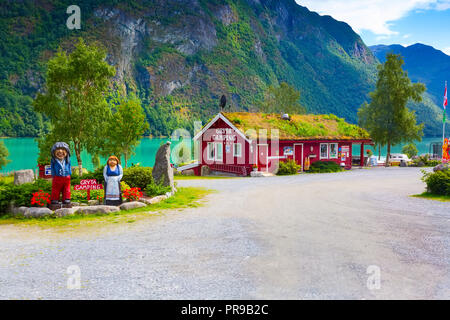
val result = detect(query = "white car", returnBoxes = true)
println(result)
[389,153,411,165]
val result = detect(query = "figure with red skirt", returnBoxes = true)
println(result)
[50,142,72,210]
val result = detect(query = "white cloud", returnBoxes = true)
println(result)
[296,0,450,36]
[442,47,450,55]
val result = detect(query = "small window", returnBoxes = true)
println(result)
[215,143,223,161]
[329,143,338,159]
[233,143,242,157]
[207,142,214,161]
[320,143,328,159]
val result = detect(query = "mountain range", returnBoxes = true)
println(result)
[0,0,447,137]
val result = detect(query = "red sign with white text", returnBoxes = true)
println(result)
[74,179,103,190]
[74,179,103,200]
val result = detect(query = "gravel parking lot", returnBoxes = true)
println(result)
[0,167,448,299]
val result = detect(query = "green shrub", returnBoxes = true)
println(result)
[144,181,171,197]
[122,166,153,189]
[0,179,52,214]
[70,167,104,185]
[411,155,442,167]
[402,143,418,159]
[421,169,450,196]
[308,161,343,173]
[276,159,300,175]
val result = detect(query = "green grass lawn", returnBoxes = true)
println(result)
[0,187,213,229]
[0,175,14,184]
[174,175,235,180]
[411,192,450,202]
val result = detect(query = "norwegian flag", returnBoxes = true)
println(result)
[442,81,448,123]
[444,81,447,110]
[444,82,448,124]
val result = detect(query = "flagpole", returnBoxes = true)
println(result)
[443,81,447,160]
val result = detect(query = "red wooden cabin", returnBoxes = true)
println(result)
[180,112,373,176]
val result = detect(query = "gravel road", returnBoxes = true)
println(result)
[0,167,448,299]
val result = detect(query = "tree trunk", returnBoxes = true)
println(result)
[124,152,128,168]
[378,144,381,160]
[385,142,391,167]
[75,143,83,176]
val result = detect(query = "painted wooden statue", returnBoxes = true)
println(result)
[50,142,72,209]
[103,155,123,206]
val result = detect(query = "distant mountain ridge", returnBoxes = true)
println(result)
[370,43,450,105]
[0,0,378,137]
[0,0,445,138]
[370,43,449,136]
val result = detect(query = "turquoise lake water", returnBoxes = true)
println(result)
[0,137,442,173]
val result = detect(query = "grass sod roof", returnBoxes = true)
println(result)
[221,112,370,141]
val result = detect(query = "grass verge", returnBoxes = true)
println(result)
[0,187,213,229]
[411,192,450,202]
[174,175,234,180]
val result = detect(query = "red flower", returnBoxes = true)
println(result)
[31,190,51,207]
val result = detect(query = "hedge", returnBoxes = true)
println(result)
[308,161,343,173]
[0,179,52,214]
[276,159,301,175]
[421,169,450,196]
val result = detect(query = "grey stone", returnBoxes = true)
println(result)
[433,163,449,172]
[22,207,53,218]
[11,206,28,216]
[152,142,174,191]
[182,169,195,176]
[14,169,35,185]
[88,200,99,206]
[119,201,147,211]
[250,171,264,177]
[54,207,80,217]
[76,205,120,215]
[201,165,211,176]
[140,195,168,205]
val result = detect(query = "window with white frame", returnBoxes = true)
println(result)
[215,143,223,161]
[233,143,242,157]
[329,143,338,159]
[207,142,215,161]
[320,143,328,159]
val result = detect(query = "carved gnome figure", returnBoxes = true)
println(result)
[50,142,72,210]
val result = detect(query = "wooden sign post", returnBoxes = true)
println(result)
[73,179,103,200]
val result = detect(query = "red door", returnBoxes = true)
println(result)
[258,144,268,171]
[294,144,303,171]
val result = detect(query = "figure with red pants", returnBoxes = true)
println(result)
[50,142,72,210]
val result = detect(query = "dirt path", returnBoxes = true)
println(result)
[0,167,448,299]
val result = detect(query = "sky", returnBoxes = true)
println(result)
[296,0,450,55]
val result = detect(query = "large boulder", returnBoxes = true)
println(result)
[76,205,120,215]
[152,142,174,191]
[14,169,35,185]
[11,206,64,218]
[54,207,80,217]
[433,163,449,172]
[140,195,168,205]
[119,201,146,210]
